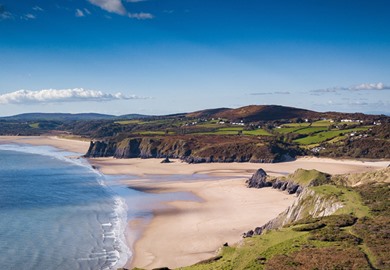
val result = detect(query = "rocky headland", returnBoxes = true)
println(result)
[85,135,301,163]
[244,168,334,237]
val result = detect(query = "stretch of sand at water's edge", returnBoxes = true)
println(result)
[0,136,389,269]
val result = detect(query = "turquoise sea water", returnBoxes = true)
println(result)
[0,144,129,270]
[0,143,204,270]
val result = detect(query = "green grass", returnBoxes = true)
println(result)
[243,129,273,136]
[287,169,330,186]
[189,127,273,136]
[294,126,328,135]
[182,228,309,270]
[275,127,301,134]
[327,135,347,144]
[196,123,221,128]
[294,131,342,144]
[115,120,142,125]
[178,180,388,270]
[281,123,311,128]
[29,123,40,128]
[218,127,243,131]
[275,126,328,135]
[311,185,370,218]
[311,120,332,126]
[293,127,371,145]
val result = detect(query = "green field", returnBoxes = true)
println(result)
[195,123,221,128]
[280,122,311,128]
[192,127,272,136]
[294,126,328,135]
[218,127,243,131]
[115,119,369,142]
[243,129,273,136]
[294,127,371,145]
[275,120,371,146]
[29,123,40,128]
[275,126,327,135]
[115,119,143,125]
[274,127,301,134]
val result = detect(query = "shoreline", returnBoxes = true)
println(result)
[126,179,295,269]
[90,156,388,269]
[1,136,389,269]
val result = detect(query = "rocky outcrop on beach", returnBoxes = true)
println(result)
[246,169,303,194]
[161,157,171,163]
[84,136,299,164]
[246,168,331,196]
[271,178,304,195]
[246,169,271,188]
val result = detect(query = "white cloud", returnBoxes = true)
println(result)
[75,9,85,17]
[128,12,154,19]
[0,88,149,104]
[22,13,36,20]
[0,4,13,20]
[88,0,127,15]
[311,82,390,94]
[0,11,13,20]
[88,0,154,19]
[84,8,91,15]
[32,6,44,12]
[350,82,390,91]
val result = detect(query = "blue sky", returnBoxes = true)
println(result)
[0,0,389,116]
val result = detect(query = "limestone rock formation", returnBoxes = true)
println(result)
[84,136,296,164]
[246,169,272,188]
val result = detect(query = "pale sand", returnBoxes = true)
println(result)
[88,157,388,269]
[1,136,389,269]
[126,179,296,269]
[0,136,90,154]
[90,156,389,178]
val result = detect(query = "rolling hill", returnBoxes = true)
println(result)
[1,105,386,122]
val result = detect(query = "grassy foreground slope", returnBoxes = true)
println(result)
[130,168,390,270]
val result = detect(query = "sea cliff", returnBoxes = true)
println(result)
[85,136,300,163]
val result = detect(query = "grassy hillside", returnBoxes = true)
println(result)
[283,168,331,186]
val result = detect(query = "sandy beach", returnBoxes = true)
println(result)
[1,136,389,269]
[89,156,389,269]
[0,136,90,154]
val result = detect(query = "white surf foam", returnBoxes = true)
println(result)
[0,143,132,269]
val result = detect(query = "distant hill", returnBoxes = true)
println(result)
[0,112,154,121]
[186,105,385,122]
[2,105,385,122]
[187,105,320,121]
[186,108,231,118]
[117,114,151,120]
[2,113,116,121]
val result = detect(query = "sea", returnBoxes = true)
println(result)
[0,143,201,270]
